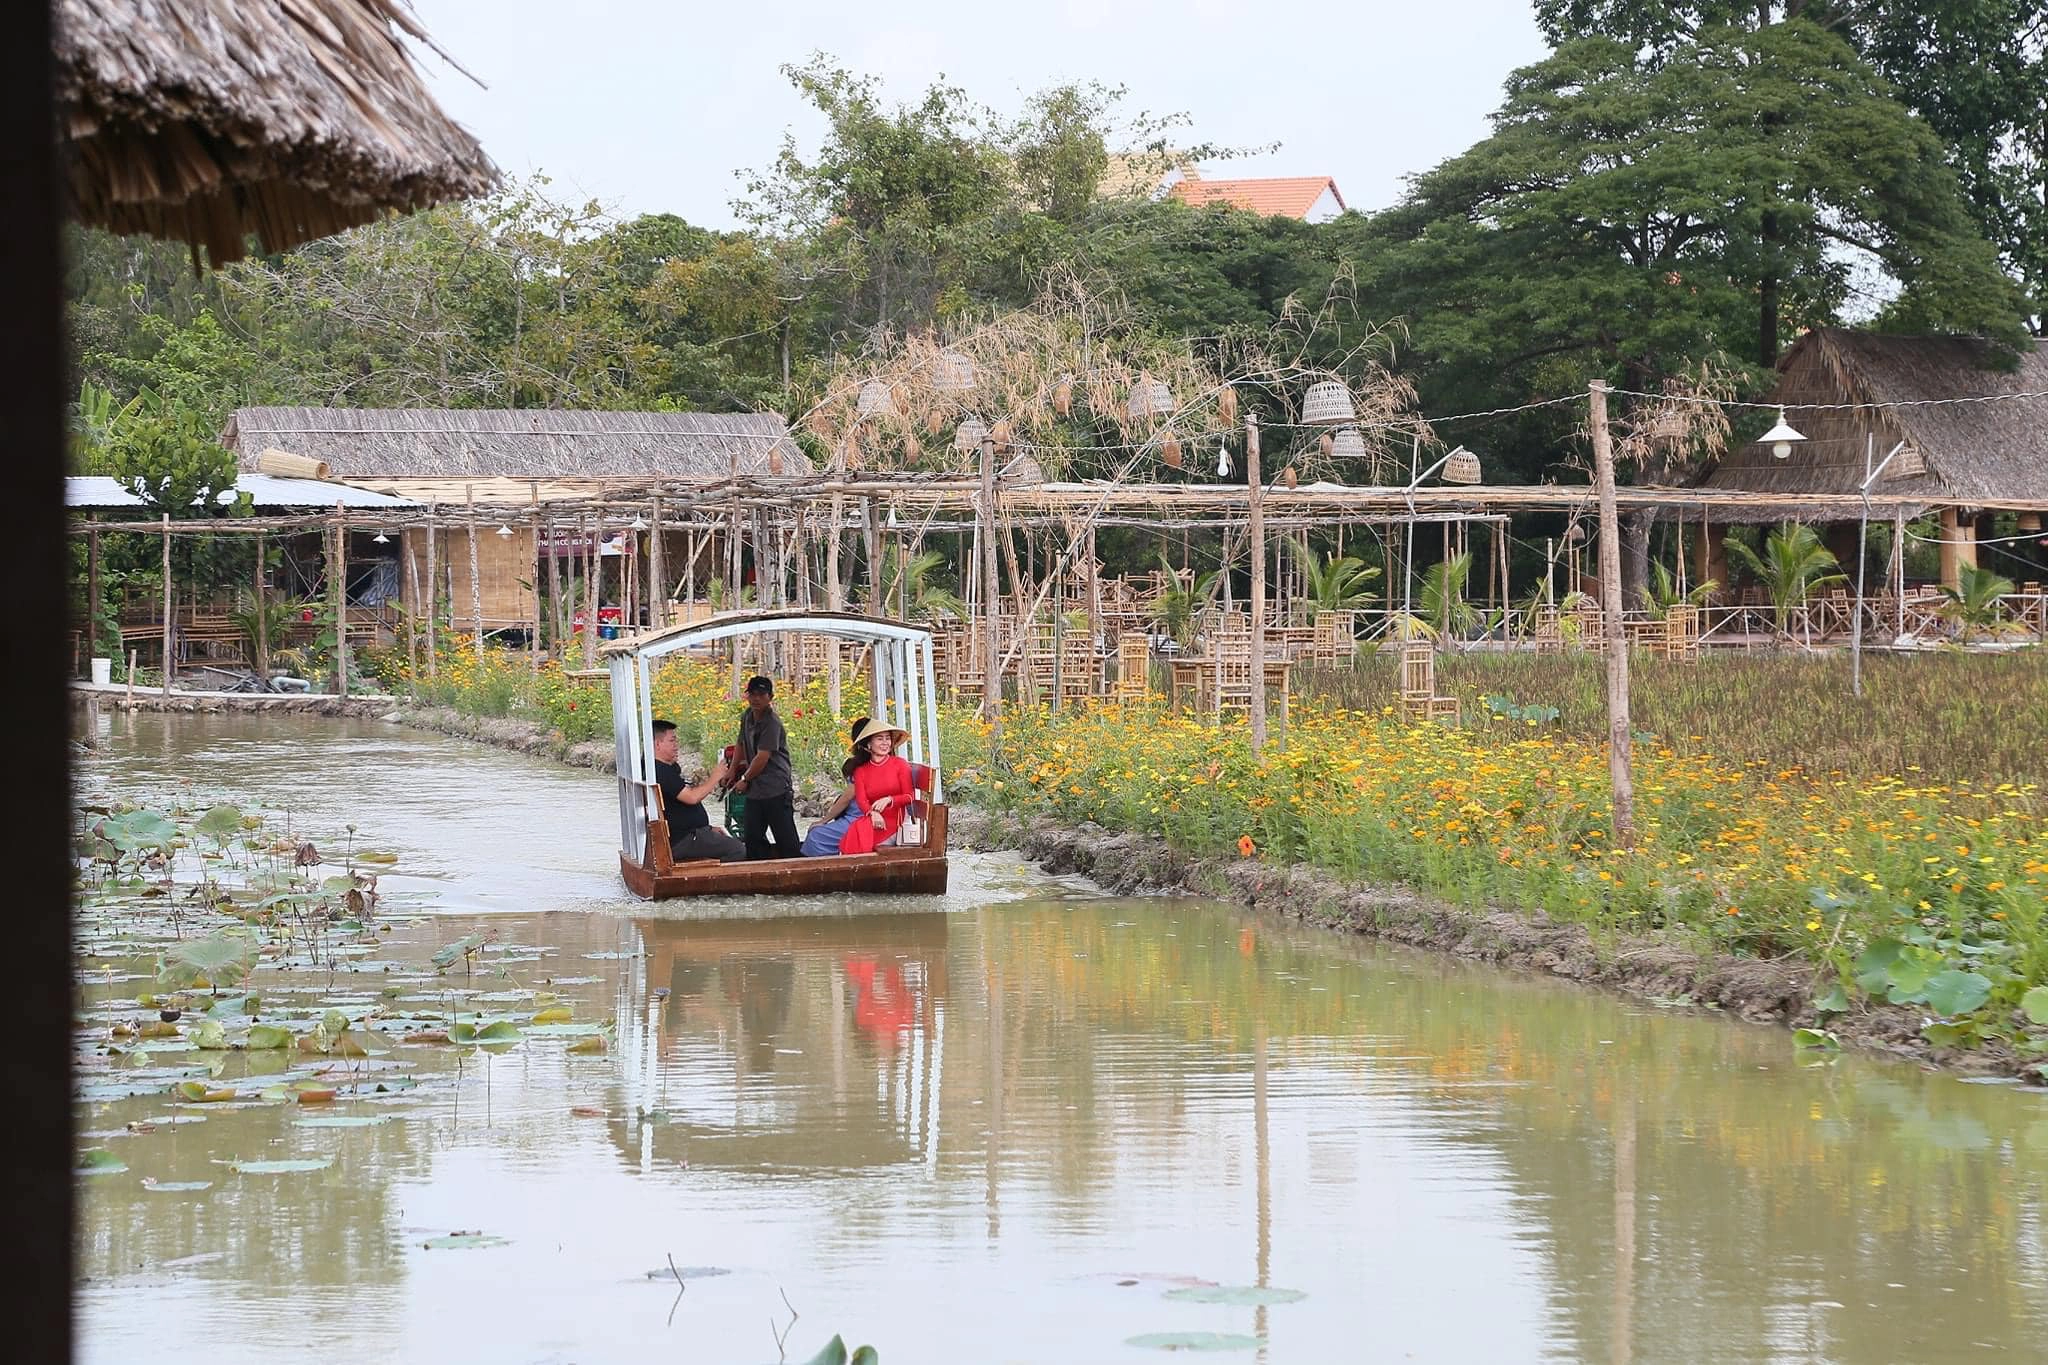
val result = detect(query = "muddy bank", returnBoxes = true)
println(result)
[378,703,2025,1079]
[949,808,2027,1080]
[71,682,398,718]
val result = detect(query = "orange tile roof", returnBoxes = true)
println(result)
[1169,175,1345,219]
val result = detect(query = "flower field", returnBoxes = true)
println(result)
[392,641,2048,1054]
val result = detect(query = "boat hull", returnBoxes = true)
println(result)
[621,803,951,900]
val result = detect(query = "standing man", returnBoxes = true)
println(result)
[732,674,800,859]
[651,719,745,863]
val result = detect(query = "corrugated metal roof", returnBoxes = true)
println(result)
[1170,175,1345,219]
[67,474,420,510]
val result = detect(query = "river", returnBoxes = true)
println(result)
[74,713,2048,1363]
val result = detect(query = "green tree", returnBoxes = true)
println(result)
[1289,541,1380,613]
[110,399,246,519]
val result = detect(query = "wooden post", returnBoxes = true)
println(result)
[980,435,1001,731]
[159,513,171,697]
[865,495,884,614]
[649,496,666,629]
[583,508,599,670]
[425,504,438,680]
[465,485,483,663]
[86,528,100,676]
[545,512,563,656]
[1589,381,1634,848]
[1894,508,1907,636]
[1247,414,1267,758]
[827,484,844,718]
[527,491,542,678]
[402,528,420,682]
[252,531,270,681]
[331,504,349,697]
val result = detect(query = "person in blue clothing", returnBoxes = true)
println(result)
[800,717,868,856]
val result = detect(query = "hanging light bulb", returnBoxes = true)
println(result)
[887,504,900,528]
[495,524,513,539]
[372,531,389,544]
[630,515,649,532]
[1216,442,1233,478]
[1759,407,1806,460]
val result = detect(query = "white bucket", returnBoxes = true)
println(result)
[90,657,112,687]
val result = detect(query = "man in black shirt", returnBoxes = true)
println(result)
[731,674,801,859]
[651,719,745,864]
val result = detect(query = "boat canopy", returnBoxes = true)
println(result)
[601,609,944,864]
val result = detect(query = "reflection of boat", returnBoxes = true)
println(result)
[621,912,950,1170]
[603,610,949,900]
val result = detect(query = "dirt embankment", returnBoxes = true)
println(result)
[381,706,2027,1079]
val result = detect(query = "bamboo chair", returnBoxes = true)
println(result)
[1572,600,1605,650]
[1663,605,1701,661]
[1211,637,1256,715]
[1112,633,1151,701]
[1398,642,1460,724]
[1532,605,1563,653]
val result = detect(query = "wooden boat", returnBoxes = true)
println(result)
[604,609,950,900]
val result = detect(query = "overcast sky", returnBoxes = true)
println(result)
[406,0,1550,229]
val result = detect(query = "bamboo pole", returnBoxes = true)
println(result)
[528,489,541,678]
[253,531,270,681]
[332,503,350,697]
[865,495,883,614]
[980,436,1000,733]
[159,513,171,697]
[544,511,562,657]
[827,486,844,718]
[86,528,100,677]
[583,507,599,671]
[403,528,421,682]
[425,504,438,680]
[1247,413,1267,758]
[1590,381,1634,848]
[465,484,483,663]
[649,495,666,629]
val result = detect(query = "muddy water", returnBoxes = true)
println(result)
[75,714,2048,1364]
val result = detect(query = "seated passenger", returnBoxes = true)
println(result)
[801,718,868,856]
[651,718,744,864]
[839,719,933,855]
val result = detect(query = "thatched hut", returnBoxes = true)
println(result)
[54,0,496,264]
[1698,329,2048,586]
[222,407,812,632]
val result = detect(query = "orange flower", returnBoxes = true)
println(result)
[1238,834,1256,858]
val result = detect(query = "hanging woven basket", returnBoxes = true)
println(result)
[1330,426,1368,460]
[933,350,976,392]
[1443,448,1483,484]
[1127,372,1175,422]
[953,416,988,453]
[1301,380,1356,426]
[857,379,898,418]
[1885,444,1927,479]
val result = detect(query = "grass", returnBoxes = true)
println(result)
[1302,649,2048,787]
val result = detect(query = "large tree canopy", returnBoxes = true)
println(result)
[1536,0,2048,328]
[1341,21,2026,486]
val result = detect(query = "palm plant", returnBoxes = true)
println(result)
[1421,550,1478,644]
[878,545,968,621]
[1646,560,1718,619]
[1289,541,1379,614]
[1147,554,1217,648]
[1938,563,2018,642]
[1725,524,1847,634]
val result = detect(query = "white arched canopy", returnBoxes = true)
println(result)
[602,610,943,862]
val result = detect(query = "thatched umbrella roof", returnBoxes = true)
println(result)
[223,407,812,483]
[1699,329,2047,517]
[54,0,495,263]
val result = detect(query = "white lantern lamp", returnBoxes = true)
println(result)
[494,524,513,539]
[1760,408,1806,460]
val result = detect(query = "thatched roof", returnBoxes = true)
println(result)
[54,0,495,264]
[222,408,811,483]
[1699,329,2047,511]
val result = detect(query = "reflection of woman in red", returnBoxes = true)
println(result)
[838,719,932,854]
[843,955,917,1043]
